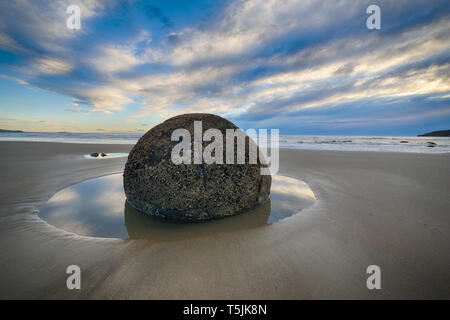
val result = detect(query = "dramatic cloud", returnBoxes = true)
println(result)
[0,0,449,133]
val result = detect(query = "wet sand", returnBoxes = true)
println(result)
[0,141,449,299]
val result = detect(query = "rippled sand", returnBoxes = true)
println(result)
[0,141,449,299]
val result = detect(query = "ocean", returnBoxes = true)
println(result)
[1,131,449,153]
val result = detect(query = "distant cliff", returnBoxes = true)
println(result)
[0,129,24,133]
[418,130,450,137]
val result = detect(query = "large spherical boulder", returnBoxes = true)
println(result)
[123,113,271,222]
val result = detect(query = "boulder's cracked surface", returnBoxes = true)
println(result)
[123,113,271,222]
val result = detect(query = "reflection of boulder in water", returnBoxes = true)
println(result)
[124,199,271,240]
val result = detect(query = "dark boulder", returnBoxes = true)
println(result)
[123,113,271,222]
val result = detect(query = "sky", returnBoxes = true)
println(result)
[0,0,449,135]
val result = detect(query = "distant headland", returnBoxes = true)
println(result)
[0,129,24,133]
[418,130,450,137]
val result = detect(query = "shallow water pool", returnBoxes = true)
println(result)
[39,174,315,240]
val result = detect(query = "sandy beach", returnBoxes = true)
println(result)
[0,141,449,299]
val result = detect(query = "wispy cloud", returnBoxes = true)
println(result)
[0,0,449,133]
[0,117,64,127]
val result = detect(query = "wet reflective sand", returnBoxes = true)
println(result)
[39,174,315,240]
[2,142,450,299]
